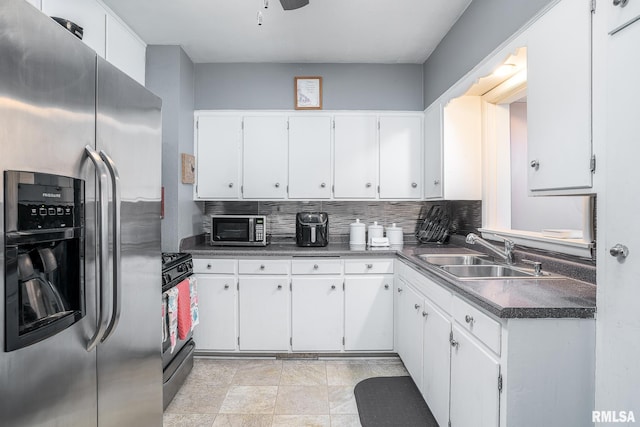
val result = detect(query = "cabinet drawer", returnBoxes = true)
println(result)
[239,259,290,275]
[292,259,343,275]
[452,297,501,355]
[404,266,452,315]
[345,259,394,274]
[193,258,237,274]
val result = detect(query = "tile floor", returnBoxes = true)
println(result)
[163,357,409,427]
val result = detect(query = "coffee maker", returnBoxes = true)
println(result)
[296,212,328,247]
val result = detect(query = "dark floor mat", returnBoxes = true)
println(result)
[354,376,439,427]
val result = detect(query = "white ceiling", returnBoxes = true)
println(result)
[101,0,472,64]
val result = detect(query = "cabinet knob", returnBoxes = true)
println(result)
[366,182,372,188]
[228,183,234,188]
[433,179,440,185]
[260,264,265,270]
[277,284,282,290]
[530,159,540,169]
[610,244,629,258]
[613,0,629,6]
[313,264,319,270]
[275,182,280,188]
[397,288,403,293]
[422,311,428,318]
[414,304,421,310]
[224,284,230,289]
[384,284,389,290]
[207,263,212,269]
[320,183,326,188]
[411,182,417,188]
[331,285,336,290]
[366,264,373,269]
[465,315,474,325]
[450,338,459,349]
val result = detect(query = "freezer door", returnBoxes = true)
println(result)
[95,57,163,426]
[0,1,99,426]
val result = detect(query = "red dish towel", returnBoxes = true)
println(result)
[177,279,192,340]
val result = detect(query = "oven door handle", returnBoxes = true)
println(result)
[85,145,111,352]
[99,150,122,343]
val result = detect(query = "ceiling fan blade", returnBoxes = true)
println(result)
[279,0,309,10]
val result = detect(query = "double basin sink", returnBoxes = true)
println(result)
[416,254,549,280]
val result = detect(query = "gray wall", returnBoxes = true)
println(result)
[146,45,204,252]
[195,63,423,111]
[423,0,553,107]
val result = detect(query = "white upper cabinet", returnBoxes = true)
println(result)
[242,116,289,199]
[42,0,106,57]
[333,115,378,198]
[288,116,332,199]
[424,102,443,199]
[195,115,242,200]
[379,115,422,199]
[105,14,146,85]
[527,0,592,193]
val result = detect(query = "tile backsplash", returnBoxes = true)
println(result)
[202,200,481,243]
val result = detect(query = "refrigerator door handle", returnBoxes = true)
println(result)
[85,145,112,352]
[99,150,122,343]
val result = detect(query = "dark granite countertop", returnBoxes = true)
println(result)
[183,241,596,320]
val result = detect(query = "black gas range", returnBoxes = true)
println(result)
[161,252,195,410]
[162,252,193,292]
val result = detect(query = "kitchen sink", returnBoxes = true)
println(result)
[416,254,493,266]
[439,264,538,278]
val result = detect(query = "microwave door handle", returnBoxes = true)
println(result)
[249,218,254,242]
[85,146,111,352]
[311,225,316,243]
[99,150,121,343]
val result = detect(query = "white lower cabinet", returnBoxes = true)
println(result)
[193,275,237,351]
[421,298,451,427]
[395,279,424,386]
[238,276,290,351]
[397,261,595,427]
[291,277,343,351]
[449,325,500,427]
[344,275,394,351]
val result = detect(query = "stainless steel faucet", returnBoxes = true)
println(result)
[466,233,515,265]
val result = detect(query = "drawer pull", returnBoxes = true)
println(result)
[207,263,212,269]
[422,311,428,318]
[260,264,265,270]
[331,285,336,290]
[384,284,389,290]
[465,315,474,325]
[366,264,373,269]
[397,288,403,293]
[224,284,229,290]
[277,284,282,290]
[313,264,319,270]
[414,304,421,310]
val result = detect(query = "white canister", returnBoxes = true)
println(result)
[386,223,404,249]
[349,218,366,250]
[368,221,384,245]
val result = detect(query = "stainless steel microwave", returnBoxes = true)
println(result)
[210,215,268,246]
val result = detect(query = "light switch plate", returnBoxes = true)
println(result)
[181,153,195,184]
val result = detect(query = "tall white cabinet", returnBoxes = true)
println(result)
[596,0,640,419]
[423,102,443,199]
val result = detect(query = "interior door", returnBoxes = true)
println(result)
[95,58,163,426]
[596,8,640,418]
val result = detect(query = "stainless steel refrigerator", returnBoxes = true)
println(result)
[0,0,163,425]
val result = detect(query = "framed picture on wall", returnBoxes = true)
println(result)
[295,76,322,110]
